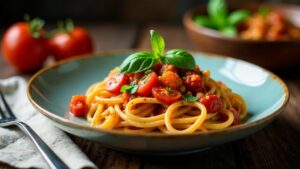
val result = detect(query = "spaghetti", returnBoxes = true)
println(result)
[69,30,247,134]
[70,66,247,134]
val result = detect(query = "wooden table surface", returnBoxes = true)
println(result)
[1,23,300,169]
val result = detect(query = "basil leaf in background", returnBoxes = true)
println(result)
[120,82,138,94]
[228,10,250,26]
[221,26,237,37]
[150,30,165,58]
[208,0,228,29]
[259,5,270,17]
[182,95,198,103]
[193,15,216,29]
[119,51,158,74]
[164,49,196,70]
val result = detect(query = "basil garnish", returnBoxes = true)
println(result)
[166,87,171,93]
[119,30,196,74]
[164,49,196,70]
[119,52,158,74]
[150,30,165,59]
[121,82,138,94]
[182,95,198,103]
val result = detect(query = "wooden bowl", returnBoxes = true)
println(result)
[183,2,300,70]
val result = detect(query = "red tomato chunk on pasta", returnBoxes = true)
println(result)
[69,95,88,117]
[159,71,182,90]
[152,87,181,104]
[183,73,203,92]
[106,74,129,94]
[137,72,159,96]
[200,95,222,113]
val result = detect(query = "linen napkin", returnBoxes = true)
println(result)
[0,76,97,169]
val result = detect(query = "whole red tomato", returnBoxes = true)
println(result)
[50,26,93,60]
[1,22,50,73]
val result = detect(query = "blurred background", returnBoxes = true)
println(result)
[1,0,300,77]
[0,0,299,27]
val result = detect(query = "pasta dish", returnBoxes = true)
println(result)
[69,30,247,134]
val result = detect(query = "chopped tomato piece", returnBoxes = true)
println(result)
[69,95,88,117]
[183,73,203,92]
[152,87,181,104]
[200,95,222,113]
[123,92,130,104]
[105,74,128,94]
[137,72,159,96]
[159,71,182,90]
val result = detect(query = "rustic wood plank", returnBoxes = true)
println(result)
[143,146,236,169]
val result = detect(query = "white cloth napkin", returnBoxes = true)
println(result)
[0,76,97,169]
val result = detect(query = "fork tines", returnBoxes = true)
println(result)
[0,89,16,122]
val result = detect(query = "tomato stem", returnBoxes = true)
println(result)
[24,15,45,39]
[57,19,74,33]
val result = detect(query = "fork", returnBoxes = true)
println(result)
[0,89,69,169]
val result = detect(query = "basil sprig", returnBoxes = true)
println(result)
[193,0,250,37]
[119,52,158,74]
[163,49,195,70]
[119,30,196,74]
[182,95,198,103]
[120,82,138,94]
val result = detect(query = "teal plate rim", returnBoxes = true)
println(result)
[27,49,290,138]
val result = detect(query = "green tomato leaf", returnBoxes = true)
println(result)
[228,10,250,26]
[120,82,138,94]
[193,15,216,29]
[221,26,237,37]
[164,49,196,70]
[208,0,228,29]
[182,95,198,103]
[150,30,165,58]
[119,52,158,74]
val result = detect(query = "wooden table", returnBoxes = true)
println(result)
[1,23,300,169]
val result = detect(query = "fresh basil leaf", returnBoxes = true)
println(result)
[119,51,158,74]
[150,30,165,58]
[182,95,198,103]
[259,5,269,17]
[130,83,138,94]
[164,49,196,70]
[166,87,171,93]
[120,82,138,94]
[121,85,132,93]
[228,10,250,26]
[221,26,237,37]
[208,0,228,29]
[145,69,153,75]
[193,15,216,29]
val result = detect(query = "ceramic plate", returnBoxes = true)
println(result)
[27,50,289,155]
